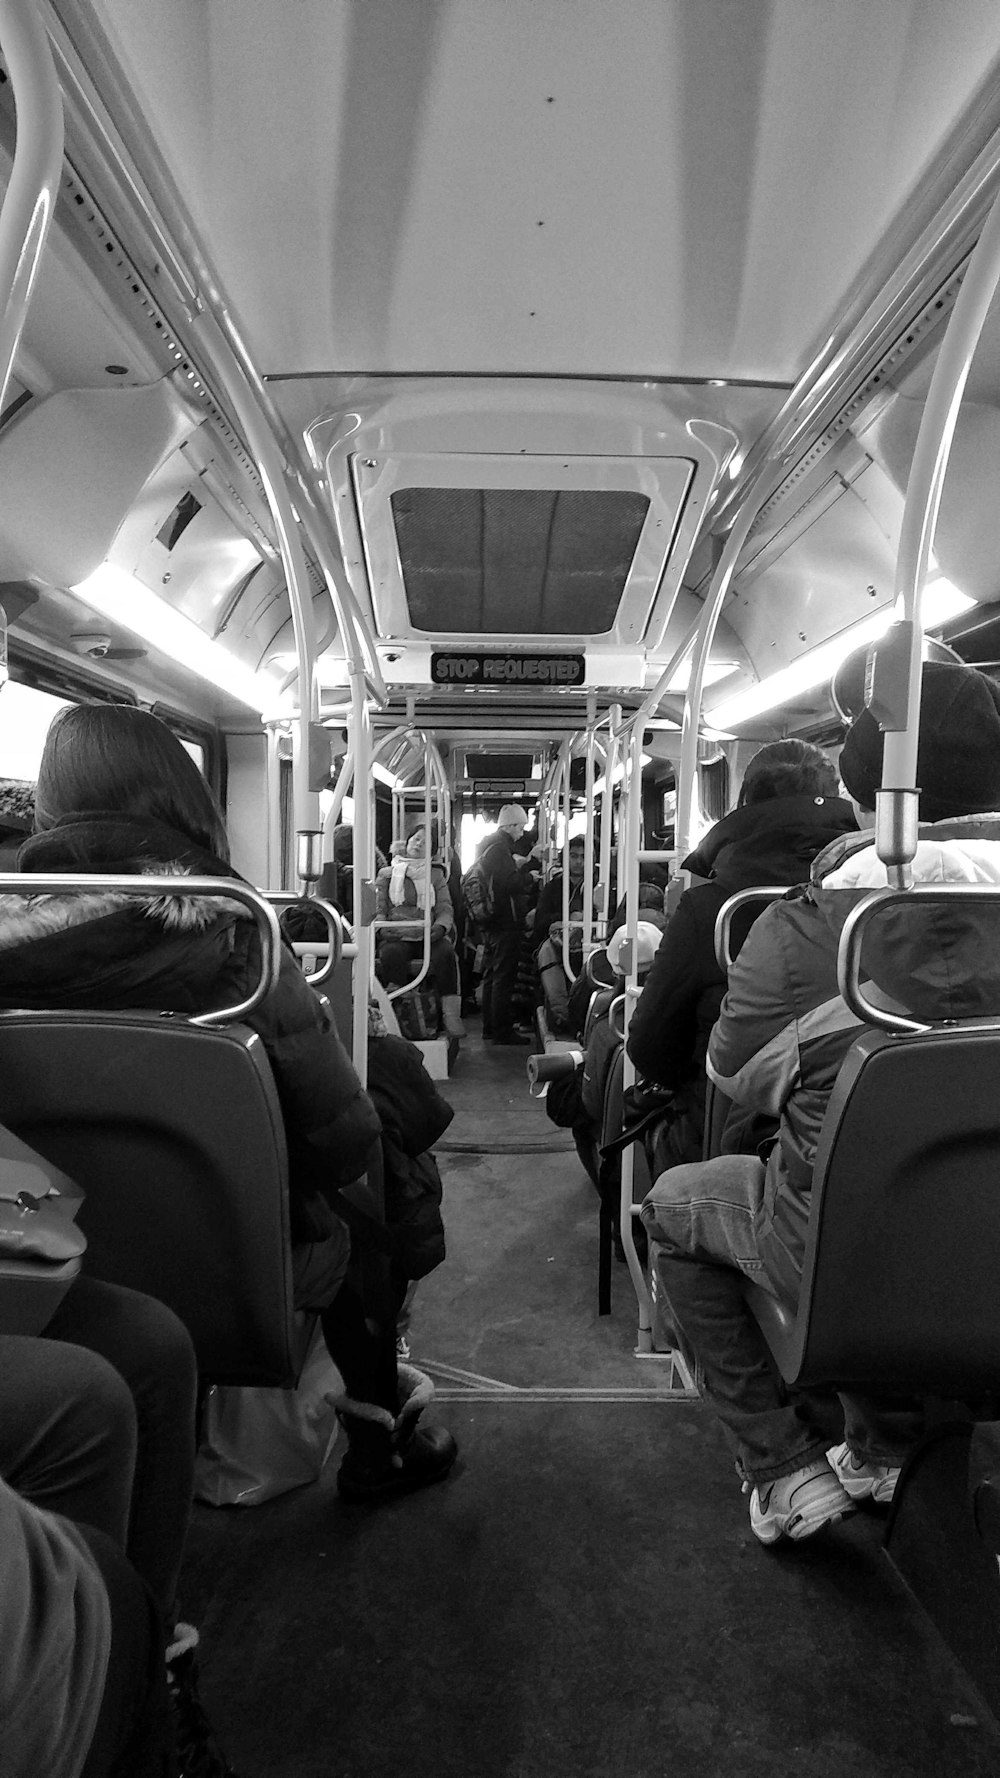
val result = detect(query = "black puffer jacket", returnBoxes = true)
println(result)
[366,1033,454,1280]
[628,794,857,1094]
[0,814,382,1246]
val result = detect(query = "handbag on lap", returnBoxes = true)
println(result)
[0,1123,87,1334]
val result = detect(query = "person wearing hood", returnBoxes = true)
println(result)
[0,703,457,1510]
[477,804,541,1046]
[640,661,1000,1546]
[627,741,856,1159]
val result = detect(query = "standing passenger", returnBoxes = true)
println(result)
[0,704,457,1506]
[640,663,1000,1543]
[478,803,540,1045]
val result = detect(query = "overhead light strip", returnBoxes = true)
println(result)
[706,580,976,731]
[72,564,282,714]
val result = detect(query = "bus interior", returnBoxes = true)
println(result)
[4,3,1000,1774]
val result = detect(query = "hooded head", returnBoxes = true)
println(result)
[606,920,662,977]
[497,803,528,837]
[838,661,1000,823]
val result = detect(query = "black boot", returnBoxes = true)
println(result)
[334,1364,458,1503]
[166,1624,241,1777]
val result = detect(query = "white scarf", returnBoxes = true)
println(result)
[389,854,429,909]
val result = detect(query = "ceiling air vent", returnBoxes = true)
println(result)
[390,488,649,635]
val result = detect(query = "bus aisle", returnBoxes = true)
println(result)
[180,1028,1000,1778]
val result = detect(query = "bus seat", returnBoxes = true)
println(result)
[742,1023,1000,1396]
[0,1011,312,1387]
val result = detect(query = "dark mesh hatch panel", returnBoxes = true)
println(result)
[389,488,649,634]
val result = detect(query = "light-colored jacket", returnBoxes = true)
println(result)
[706,816,1000,1300]
[374,860,455,939]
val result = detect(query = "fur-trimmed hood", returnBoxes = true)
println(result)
[0,861,249,956]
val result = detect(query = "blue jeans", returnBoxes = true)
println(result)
[641,1155,922,1486]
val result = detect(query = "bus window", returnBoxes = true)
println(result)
[0,682,71,780]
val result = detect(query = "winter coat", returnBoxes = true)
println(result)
[374,859,455,939]
[707,815,1000,1303]
[479,831,532,928]
[628,794,856,1095]
[0,815,382,1247]
[366,1033,453,1280]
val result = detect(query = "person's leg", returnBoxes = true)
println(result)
[295,1240,457,1501]
[431,935,465,1035]
[0,1333,136,1546]
[825,1393,924,1504]
[44,1278,197,1622]
[79,1525,174,1778]
[490,924,526,1042]
[480,930,498,1036]
[375,935,414,989]
[537,937,572,1029]
[641,1157,847,1497]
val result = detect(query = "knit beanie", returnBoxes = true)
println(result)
[838,662,1000,821]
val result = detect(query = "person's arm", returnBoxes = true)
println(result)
[374,869,390,922]
[431,871,455,941]
[625,894,701,1089]
[249,946,382,1191]
[706,901,801,1116]
[0,1479,112,1778]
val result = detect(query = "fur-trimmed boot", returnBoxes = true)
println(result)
[440,994,467,1037]
[333,1364,458,1503]
[166,1623,241,1777]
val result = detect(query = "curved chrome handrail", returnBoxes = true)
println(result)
[838,883,1000,1036]
[263,893,344,986]
[713,887,789,973]
[0,874,282,1027]
[607,992,628,1044]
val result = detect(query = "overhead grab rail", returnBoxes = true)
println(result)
[0,0,64,415]
[714,888,791,974]
[0,875,282,1024]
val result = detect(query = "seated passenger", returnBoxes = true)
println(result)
[0,704,457,1507]
[640,663,1000,1544]
[628,741,855,1165]
[375,828,465,1037]
[1,1282,233,1776]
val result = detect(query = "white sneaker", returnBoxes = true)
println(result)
[827,1441,901,1505]
[748,1458,856,1545]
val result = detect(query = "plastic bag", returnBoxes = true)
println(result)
[194,1326,343,1507]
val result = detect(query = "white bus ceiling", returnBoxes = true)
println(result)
[1,3,1000,750]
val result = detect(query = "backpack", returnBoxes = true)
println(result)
[461,858,495,929]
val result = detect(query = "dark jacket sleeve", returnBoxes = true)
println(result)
[365,1032,454,1156]
[247,943,382,1210]
[626,893,707,1089]
[532,876,564,951]
[482,837,530,924]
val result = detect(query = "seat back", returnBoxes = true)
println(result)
[753,1023,1000,1393]
[0,1011,310,1386]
